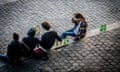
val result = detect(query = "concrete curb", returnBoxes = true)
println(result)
[85,21,120,38]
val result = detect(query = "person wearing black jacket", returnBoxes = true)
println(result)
[0,33,23,64]
[7,33,23,64]
[40,21,62,50]
[22,28,40,56]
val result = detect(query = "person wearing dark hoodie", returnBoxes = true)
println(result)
[22,28,40,56]
[0,33,23,64]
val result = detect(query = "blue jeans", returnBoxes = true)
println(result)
[61,29,76,39]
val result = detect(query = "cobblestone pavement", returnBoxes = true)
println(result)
[0,0,120,54]
[0,0,18,4]
[0,27,119,72]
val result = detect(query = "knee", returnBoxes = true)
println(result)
[62,32,67,35]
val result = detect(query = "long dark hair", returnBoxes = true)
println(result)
[74,13,87,26]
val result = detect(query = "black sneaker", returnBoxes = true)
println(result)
[73,37,80,41]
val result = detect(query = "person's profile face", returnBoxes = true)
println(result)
[72,18,75,23]
[72,17,80,23]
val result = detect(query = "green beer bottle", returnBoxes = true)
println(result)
[100,24,107,32]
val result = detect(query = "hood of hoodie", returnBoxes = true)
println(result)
[27,28,36,37]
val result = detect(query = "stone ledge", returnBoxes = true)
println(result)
[85,21,120,38]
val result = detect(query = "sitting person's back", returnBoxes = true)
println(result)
[22,28,40,55]
[7,33,23,63]
[40,22,62,49]
[7,40,21,61]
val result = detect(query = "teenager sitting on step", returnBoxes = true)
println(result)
[0,33,24,65]
[61,13,88,41]
[40,21,62,50]
[22,28,40,57]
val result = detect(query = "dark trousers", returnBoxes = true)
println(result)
[0,55,9,63]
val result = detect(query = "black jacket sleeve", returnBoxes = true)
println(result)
[56,32,62,41]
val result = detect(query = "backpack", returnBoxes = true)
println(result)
[33,47,47,59]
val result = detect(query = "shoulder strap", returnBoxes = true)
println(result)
[22,41,47,53]
[22,41,30,51]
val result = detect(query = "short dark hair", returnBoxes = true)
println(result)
[41,21,51,30]
[74,13,84,19]
[13,32,19,40]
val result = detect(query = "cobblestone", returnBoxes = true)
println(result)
[0,0,120,72]
[0,0,120,54]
